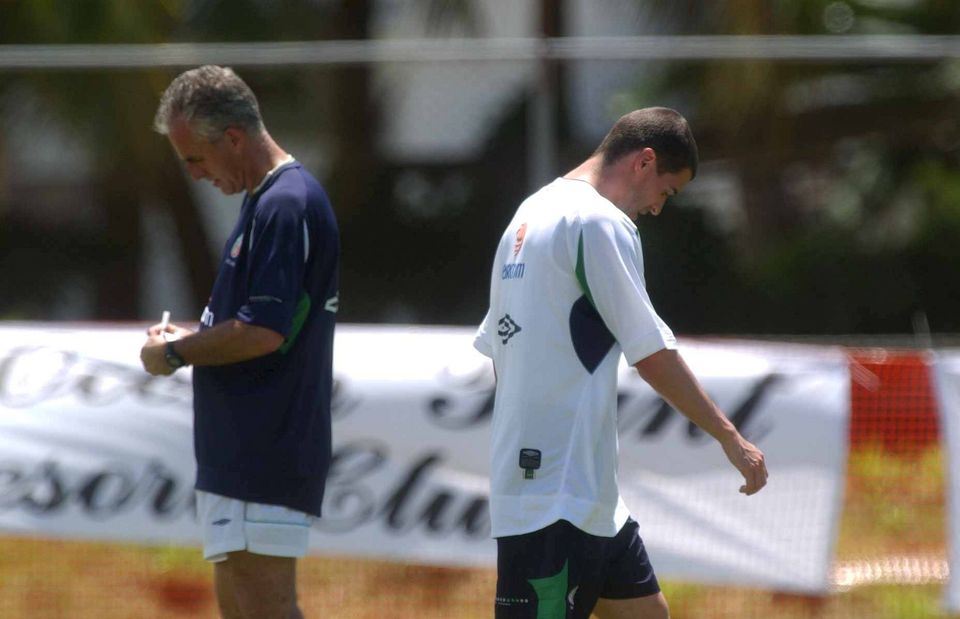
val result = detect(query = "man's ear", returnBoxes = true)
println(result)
[638,147,657,170]
[223,127,245,151]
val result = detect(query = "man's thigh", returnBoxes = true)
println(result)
[593,593,670,619]
[215,551,302,619]
[495,518,662,619]
[496,520,614,619]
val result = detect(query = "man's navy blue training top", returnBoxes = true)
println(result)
[193,161,339,517]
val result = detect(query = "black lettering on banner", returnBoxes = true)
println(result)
[379,452,491,539]
[144,462,192,518]
[78,468,138,517]
[426,364,496,429]
[0,346,192,410]
[419,491,455,532]
[0,460,194,519]
[318,441,490,540]
[330,376,362,421]
[428,391,494,429]
[618,373,782,444]
[19,461,67,512]
[0,347,75,408]
[381,453,443,532]
[317,440,387,532]
[640,400,674,437]
[457,498,490,537]
[736,375,780,440]
[0,467,22,509]
[0,446,491,541]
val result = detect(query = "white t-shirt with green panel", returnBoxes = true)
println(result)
[474,177,676,539]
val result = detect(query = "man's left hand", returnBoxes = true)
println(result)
[140,335,175,376]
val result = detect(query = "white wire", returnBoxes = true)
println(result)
[1,35,960,70]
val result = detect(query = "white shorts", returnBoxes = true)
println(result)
[196,490,314,562]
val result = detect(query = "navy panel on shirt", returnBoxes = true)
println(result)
[192,162,340,517]
[568,295,616,374]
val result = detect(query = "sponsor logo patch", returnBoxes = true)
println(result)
[513,223,527,256]
[501,263,525,280]
[230,234,244,259]
[519,448,541,480]
[497,314,522,344]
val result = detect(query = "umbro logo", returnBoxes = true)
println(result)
[498,314,522,344]
[212,518,232,526]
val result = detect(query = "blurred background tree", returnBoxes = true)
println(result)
[0,0,958,337]
[632,0,960,335]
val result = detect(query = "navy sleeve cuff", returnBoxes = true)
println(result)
[236,296,292,336]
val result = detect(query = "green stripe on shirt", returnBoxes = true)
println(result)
[575,231,597,309]
[279,292,311,354]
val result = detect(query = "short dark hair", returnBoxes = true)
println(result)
[594,107,698,178]
[153,65,264,141]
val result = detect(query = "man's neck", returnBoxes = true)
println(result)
[563,155,601,186]
[244,134,290,193]
[564,155,629,214]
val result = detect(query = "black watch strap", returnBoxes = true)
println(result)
[164,341,187,369]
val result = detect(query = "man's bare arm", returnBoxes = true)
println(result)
[634,348,768,495]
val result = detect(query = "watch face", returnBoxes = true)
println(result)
[165,343,185,369]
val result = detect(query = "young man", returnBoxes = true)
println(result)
[140,65,339,619]
[474,107,767,619]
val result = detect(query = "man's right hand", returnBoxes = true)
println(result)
[147,321,193,341]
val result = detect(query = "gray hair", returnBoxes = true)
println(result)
[153,65,264,140]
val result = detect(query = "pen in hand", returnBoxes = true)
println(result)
[159,310,171,342]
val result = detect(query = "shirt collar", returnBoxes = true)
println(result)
[250,154,295,196]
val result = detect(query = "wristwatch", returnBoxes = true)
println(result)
[164,341,187,370]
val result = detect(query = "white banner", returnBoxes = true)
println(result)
[935,352,960,612]
[616,341,848,592]
[0,324,848,592]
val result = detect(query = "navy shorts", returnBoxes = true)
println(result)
[495,518,660,619]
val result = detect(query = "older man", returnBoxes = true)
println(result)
[141,65,339,619]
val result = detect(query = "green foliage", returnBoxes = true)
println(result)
[627,1,960,335]
[0,1,182,44]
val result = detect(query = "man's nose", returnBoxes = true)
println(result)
[187,163,206,180]
[652,196,668,216]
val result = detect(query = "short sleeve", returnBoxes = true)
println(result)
[236,194,307,336]
[474,309,494,358]
[577,214,675,365]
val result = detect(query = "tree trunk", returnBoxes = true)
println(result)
[327,0,376,215]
